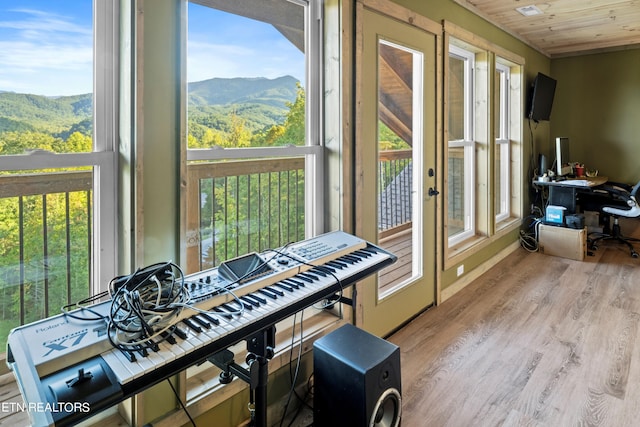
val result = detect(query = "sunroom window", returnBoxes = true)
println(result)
[447,44,476,246]
[185,0,323,274]
[495,62,510,222]
[0,0,118,353]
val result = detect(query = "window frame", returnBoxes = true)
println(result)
[495,61,510,223]
[443,22,524,267]
[185,0,325,238]
[0,0,119,296]
[447,44,476,247]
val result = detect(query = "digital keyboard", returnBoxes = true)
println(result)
[6,231,396,427]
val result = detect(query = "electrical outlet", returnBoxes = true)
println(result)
[457,265,464,277]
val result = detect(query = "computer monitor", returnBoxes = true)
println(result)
[555,137,572,176]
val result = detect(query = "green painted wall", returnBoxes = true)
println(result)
[550,48,640,184]
[135,1,183,424]
[139,0,182,267]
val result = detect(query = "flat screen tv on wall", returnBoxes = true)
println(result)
[527,72,557,122]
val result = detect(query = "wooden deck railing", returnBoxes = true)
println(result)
[0,171,92,350]
[185,157,306,274]
[378,149,413,237]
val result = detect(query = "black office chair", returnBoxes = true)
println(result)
[588,180,640,258]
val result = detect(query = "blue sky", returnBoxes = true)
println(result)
[0,1,93,96]
[0,1,304,97]
[187,3,305,85]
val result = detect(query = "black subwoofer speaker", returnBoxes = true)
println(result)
[313,323,401,427]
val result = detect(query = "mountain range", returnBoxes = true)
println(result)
[0,75,299,137]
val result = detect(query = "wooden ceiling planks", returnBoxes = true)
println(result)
[452,0,640,57]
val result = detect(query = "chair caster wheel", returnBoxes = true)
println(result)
[632,251,638,259]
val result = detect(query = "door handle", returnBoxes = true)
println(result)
[428,187,439,197]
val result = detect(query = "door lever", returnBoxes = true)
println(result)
[428,187,439,197]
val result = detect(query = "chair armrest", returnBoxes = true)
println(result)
[603,203,640,218]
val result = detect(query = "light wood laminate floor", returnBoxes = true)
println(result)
[389,237,640,426]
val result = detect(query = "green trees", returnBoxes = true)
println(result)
[198,164,305,270]
[190,84,307,269]
[188,82,306,149]
[0,131,93,349]
[0,130,92,155]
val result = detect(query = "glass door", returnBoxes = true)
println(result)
[356,7,437,337]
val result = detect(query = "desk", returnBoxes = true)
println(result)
[534,176,608,213]
[538,176,607,188]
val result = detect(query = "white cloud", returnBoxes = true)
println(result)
[0,8,91,37]
[0,8,92,96]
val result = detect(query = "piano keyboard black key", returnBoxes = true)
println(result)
[310,267,327,277]
[146,341,160,352]
[121,349,136,362]
[182,318,202,333]
[233,299,252,310]
[161,331,177,345]
[241,295,262,307]
[174,326,188,340]
[192,315,211,329]
[199,312,220,325]
[336,256,354,265]
[299,272,318,281]
[359,247,378,256]
[274,282,294,292]
[220,302,244,314]
[327,260,347,269]
[213,307,233,320]
[282,278,302,288]
[316,264,335,274]
[258,288,278,299]
[335,259,351,267]
[342,254,361,263]
[246,293,268,305]
[264,286,285,297]
[295,274,313,283]
[353,249,372,258]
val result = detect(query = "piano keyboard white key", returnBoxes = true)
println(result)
[100,351,137,383]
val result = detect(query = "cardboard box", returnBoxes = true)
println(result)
[538,224,586,261]
[583,211,602,233]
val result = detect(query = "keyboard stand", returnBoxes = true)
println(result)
[209,325,276,427]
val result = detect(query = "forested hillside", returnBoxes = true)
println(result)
[187,77,300,146]
[0,75,299,148]
[188,75,297,108]
[0,92,92,136]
